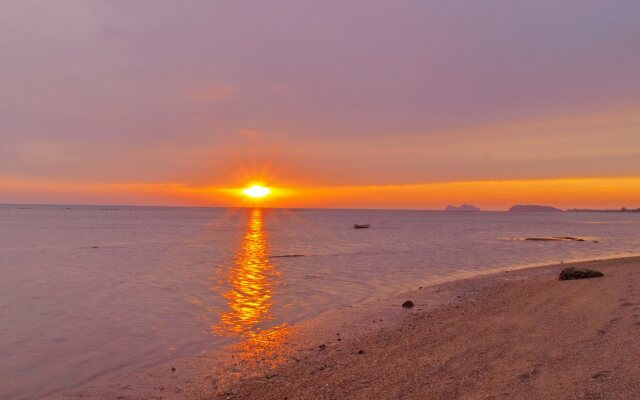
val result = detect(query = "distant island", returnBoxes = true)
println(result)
[445,204,481,212]
[567,207,640,213]
[509,204,563,212]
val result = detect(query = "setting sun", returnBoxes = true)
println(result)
[242,185,271,199]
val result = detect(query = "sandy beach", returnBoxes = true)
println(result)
[56,256,640,400]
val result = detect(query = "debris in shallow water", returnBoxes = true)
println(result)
[525,236,586,242]
[402,300,414,308]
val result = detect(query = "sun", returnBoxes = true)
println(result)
[242,185,271,199]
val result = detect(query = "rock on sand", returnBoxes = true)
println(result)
[559,267,604,280]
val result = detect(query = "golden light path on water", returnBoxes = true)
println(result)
[211,208,293,365]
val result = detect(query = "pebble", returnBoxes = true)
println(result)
[402,300,414,308]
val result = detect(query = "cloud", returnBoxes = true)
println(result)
[238,129,265,138]
[184,84,236,103]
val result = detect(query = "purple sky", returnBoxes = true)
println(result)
[1,1,639,203]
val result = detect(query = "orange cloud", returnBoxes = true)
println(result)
[184,84,235,102]
[238,128,266,138]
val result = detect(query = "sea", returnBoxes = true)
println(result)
[1,205,639,399]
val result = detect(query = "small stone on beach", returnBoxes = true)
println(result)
[402,300,414,308]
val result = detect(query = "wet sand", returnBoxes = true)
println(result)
[56,256,640,400]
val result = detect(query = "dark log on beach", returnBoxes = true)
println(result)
[559,267,604,281]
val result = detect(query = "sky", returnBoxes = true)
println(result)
[1,0,639,210]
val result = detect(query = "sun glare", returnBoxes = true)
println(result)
[242,185,271,199]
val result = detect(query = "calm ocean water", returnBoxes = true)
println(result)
[1,205,639,399]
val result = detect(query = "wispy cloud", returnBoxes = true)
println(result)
[238,128,265,138]
[183,84,236,103]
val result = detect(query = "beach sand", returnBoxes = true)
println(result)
[56,256,640,400]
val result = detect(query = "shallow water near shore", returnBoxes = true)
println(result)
[1,205,639,399]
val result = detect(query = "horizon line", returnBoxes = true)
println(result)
[2,202,638,213]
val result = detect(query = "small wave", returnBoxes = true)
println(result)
[504,236,598,242]
[270,254,306,258]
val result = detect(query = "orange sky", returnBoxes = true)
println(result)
[2,176,639,211]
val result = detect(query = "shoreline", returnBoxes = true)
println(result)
[54,255,640,399]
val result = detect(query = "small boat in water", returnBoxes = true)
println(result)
[353,224,370,229]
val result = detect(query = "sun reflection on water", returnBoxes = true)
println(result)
[212,208,281,338]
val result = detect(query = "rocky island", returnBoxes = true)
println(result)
[508,204,563,212]
[445,204,481,212]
